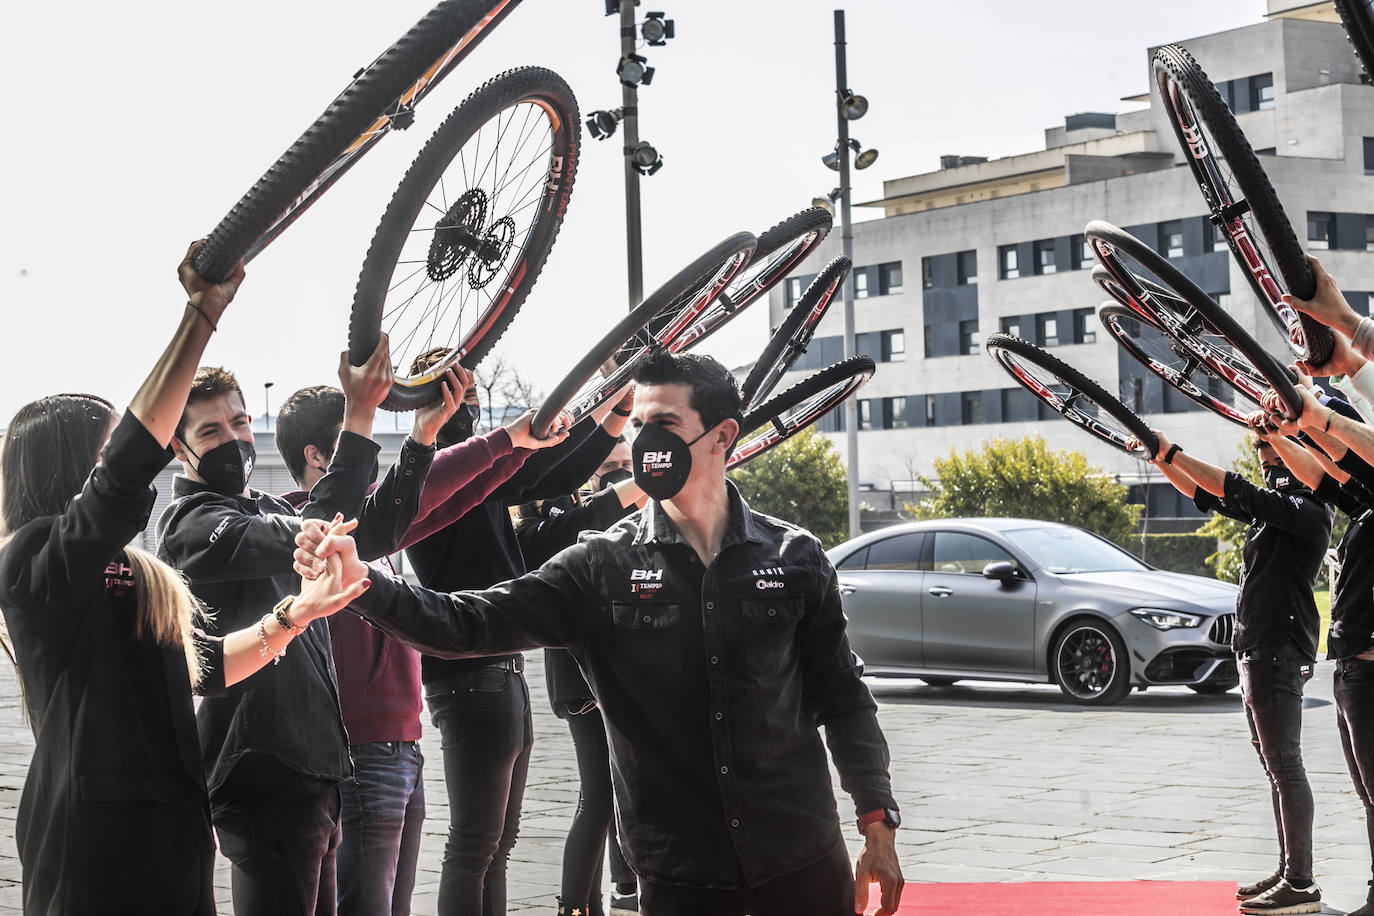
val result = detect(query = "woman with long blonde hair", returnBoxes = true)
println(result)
[0,243,369,914]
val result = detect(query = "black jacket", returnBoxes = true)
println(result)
[1196,471,1333,658]
[353,482,896,888]
[407,419,617,681]
[515,488,641,715]
[157,431,432,794]
[1324,452,1374,659]
[0,413,226,914]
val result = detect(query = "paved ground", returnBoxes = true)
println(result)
[0,658,1371,914]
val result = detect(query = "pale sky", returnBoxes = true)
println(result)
[0,0,1263,429]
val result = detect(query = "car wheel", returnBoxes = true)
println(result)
[1052,620,1132,705]
[1189,679,1238,695]
[920,677,960,687]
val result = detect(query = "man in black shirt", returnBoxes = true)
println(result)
[1138,427,1331,915]
[300,351,904,916]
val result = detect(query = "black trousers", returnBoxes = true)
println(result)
[561,706,630,916]
[639,841,857,916]
[1335,656,1374,902]
[1239,648,1315,885]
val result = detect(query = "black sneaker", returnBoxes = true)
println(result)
[608,889,638,916]
[1238,878,1321,914]
[1236,872,1282,900]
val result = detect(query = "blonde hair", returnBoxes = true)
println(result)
[123,547,210,689]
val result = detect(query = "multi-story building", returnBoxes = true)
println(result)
[771,0,1374,522]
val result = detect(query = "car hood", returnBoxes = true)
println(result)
[1046,569,1238,614]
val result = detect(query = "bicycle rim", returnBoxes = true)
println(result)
[741,255,849,411]
[728,356,874,470]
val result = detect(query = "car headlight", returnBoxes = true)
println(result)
[1129,608,1203,630]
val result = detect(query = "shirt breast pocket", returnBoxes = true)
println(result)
[741,597,804,676]
[611,601,684,683]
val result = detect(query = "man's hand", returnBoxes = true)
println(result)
[413,366,473,447]
[339,334,394,435]
[855,823,903,916]
[1297,324,1364,379]
[505,408,575,450]
[178,239,244,324]
[1289,384,1326,430]
[293,517,370,621]
[1127,428,1168,463]
[1286,255,1362,340]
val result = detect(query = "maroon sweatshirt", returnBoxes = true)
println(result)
[284,427,530,745]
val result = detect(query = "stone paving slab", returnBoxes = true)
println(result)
[0,659,1372,913]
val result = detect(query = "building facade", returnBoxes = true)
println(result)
[770,1,1374,520]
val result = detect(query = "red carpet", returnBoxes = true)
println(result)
[864,880,1239,915]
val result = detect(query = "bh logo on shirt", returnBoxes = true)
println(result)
[630,567,664,595]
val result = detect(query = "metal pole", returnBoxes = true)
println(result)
[834,9,860,538]
[620,0,644,309]
[264,381,274,430]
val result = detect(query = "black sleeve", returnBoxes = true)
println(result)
[493,419,597,500]
[306,435,434,562]
[0,412,169,623]
[513,426,619,503]
[515,489,638,568]
[1222,471,1331,538]
[157,493,303,583]
[1316,475,1363,518]
[1194,487,1253,525]
[1337,449,1374,499]
[347,540,599,657]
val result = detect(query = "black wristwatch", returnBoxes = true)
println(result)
[857,807,901,833]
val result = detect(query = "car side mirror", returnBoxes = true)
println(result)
[983,561,1018,583]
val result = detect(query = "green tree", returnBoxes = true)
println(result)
[729,425,848,547]
[907,435,1141,547]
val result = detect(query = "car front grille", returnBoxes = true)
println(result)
[1209,613,1236,647]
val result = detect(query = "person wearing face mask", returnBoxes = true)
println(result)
[156,338,432,916]
[403,349,632,916]
[1133,425,1333,915]
[295,350,905,916]
[514,436,647,916]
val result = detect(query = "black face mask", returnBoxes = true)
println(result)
[632,421,715,501]
[1264,466,1299,492]
[597,467,632,491]
[187,438,255,495]
[437,403,480,447]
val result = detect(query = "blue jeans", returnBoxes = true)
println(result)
[337,740,426,916]
[427,664,533,916]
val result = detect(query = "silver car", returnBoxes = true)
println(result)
[827,518,1240,705]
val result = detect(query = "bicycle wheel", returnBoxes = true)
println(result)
[193,0,524,282]
[1152,43,1333,364]
[986,333,1158,458]
[1091,264,1167,327]
[348,67,579,410]
[670,207,832,353]
[739,255,849,411]
[1098,303,1252,427]
[531,232,757,438]
[1086,220,1300,417]
[727,356,875,471]
[1335,0,1374,81]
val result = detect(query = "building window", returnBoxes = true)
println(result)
[961,391,984,425]
[923,325,933,359]
[886,397,908,430]
[1033,239,1056,275]
[1251,72,1274,111]
[1213,79,1235,111]
[1072,307,1097,344]
[879,261,903,295]
[1159,220,1184,258]
[998,244,1019,279]
[957,250,978,285]
[921,257,934,289]
[1365,137,1374,175]
[1038,314,1059,347]
[959,320,980,355]
[858,399,872,431]
[1000,316,1021,338]
[924,395,936,427]
[854,270,870,299]
[1367,215,1374,252]
[1070,234,1092,270]
[1308,211,1335,250]
[881,329,905,362]
[785,276,804,308]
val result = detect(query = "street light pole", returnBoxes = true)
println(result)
[263,381,275,430]
[833,9,860,539]
[619,0,644,309]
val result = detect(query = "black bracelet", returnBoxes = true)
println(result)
[1325,409,1335,434]
[612,405,632,417]
[1163,443,1182,465]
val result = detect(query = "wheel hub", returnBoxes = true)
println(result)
[428,189,489,281]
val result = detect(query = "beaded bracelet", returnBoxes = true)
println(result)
[256,615,285,665]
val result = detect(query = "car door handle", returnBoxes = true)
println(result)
[927,586,953,597]
[839,584,858,595]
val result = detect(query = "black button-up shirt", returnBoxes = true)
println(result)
[352,482,897,888]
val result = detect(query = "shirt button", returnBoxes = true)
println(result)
[720,765,729,774]
[642,615,651,624]
[394,498,402,505]
[731,818,740,827]
[714,711,723,720]
[407,456,415,464]
[767,608,777,617]
[710,656,719,665]
[404,470,412,477]
[706,601,714,610]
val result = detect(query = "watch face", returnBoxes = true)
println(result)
[885,808,901,829]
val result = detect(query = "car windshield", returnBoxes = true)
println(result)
[1003,526,1148,574]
